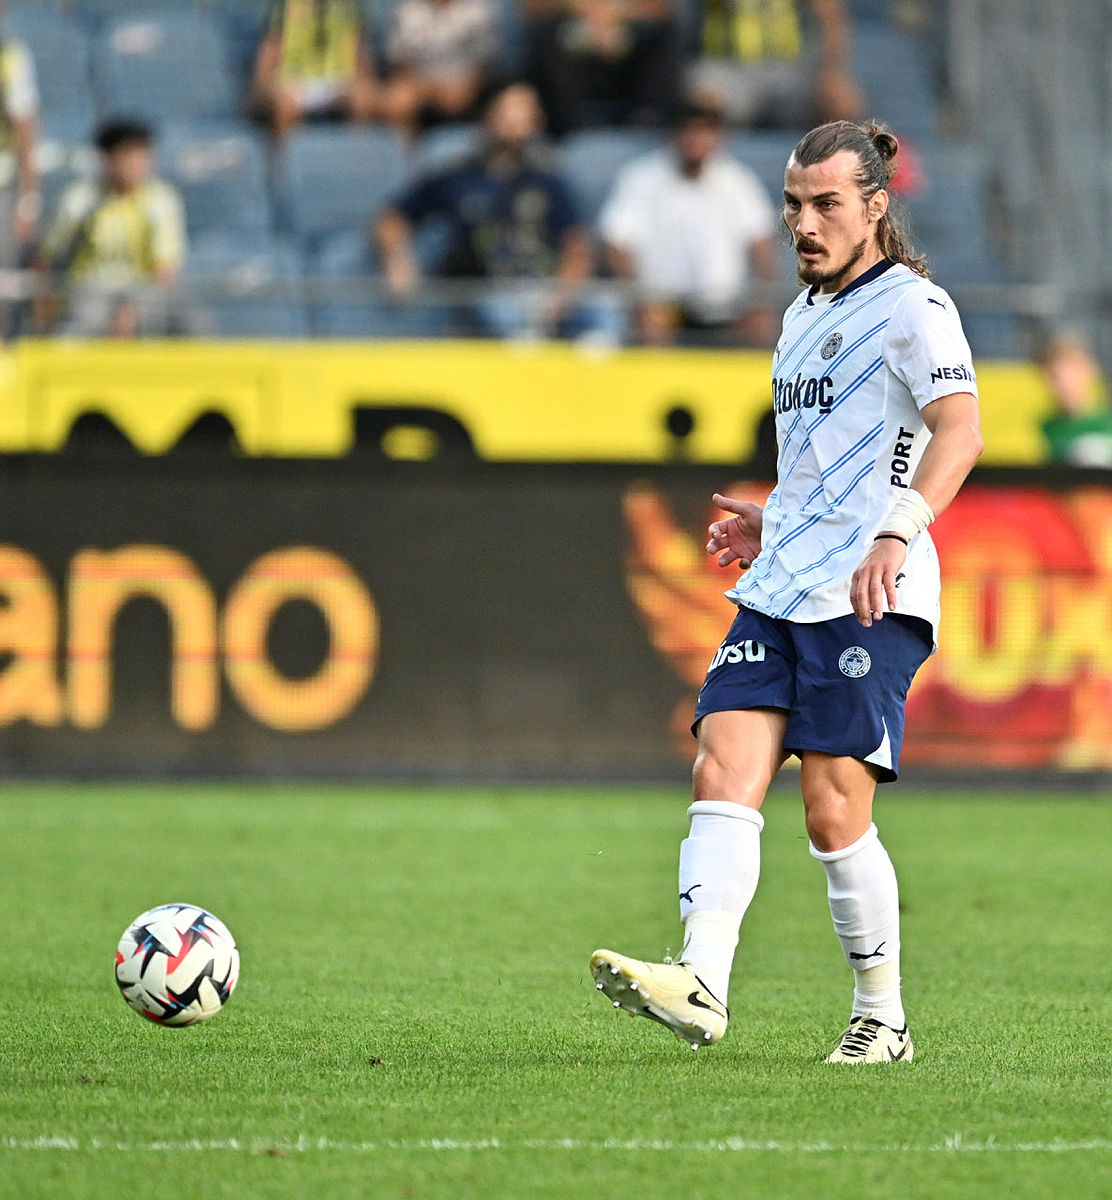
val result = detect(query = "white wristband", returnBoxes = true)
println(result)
[879,488,935,543]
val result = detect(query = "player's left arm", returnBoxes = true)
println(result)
[850,390,983,626]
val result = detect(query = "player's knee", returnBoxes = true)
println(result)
[692,743,764,809]
[804,798,863,853]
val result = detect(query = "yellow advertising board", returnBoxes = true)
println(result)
[0,339,1053,465]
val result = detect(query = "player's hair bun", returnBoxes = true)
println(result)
[866,123,899,181]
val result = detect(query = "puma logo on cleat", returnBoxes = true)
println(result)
[679,884,703,903]
[849,941,886,961]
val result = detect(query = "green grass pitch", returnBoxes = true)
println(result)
[0,782,1109,1199]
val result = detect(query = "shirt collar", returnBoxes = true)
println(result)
[806,257,896,305]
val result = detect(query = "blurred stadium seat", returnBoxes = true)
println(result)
[75,0,212,27]
[852,25,936,139]
[491,0,525,71]
[310,228,450,338]
[37,113,99,213]
[559,128,665,226]
[411,123,481,175]
[726,129,800,200]
[158,120,271,236]
[906,139,994,276]
[847,0,895,23]
[900,139,1019,357]
[215,1,270,95]
[186,231,310,338]
[1,7,95,120]
[92,12,236,121]
[274,125,407,250]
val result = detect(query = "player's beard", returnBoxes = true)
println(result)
[796,236,869,288]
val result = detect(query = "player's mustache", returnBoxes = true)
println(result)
[795,239,823,253]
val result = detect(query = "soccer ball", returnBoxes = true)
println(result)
[114,903,239,1026]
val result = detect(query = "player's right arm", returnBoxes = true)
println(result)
[851,389,983,627]
[899,389,983,518]
[706,492,764,569]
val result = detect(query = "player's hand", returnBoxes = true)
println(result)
[706,493,763,569]
[850,537,907,627]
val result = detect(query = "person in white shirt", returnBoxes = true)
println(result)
[590,120,984,1065]
[599,102,779,346]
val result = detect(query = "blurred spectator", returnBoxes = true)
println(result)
[1038,331,1112,468]
[380,0,498,136]
[689,0,862,128]
[35,121,195,338]
[250,0,380,139]
[0,14,40,335]
[599,101,778,346]
[375,81,620,341]
[524,0,681,137]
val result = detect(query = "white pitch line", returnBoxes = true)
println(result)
[1,1136,1109,1155]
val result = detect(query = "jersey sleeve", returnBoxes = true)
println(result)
[39,182,93,266]
[150,184,187,272]
[394,171,449,224]
[598,162,649,249]
[882,284,978,410]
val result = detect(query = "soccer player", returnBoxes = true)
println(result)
[590,120,984,1063]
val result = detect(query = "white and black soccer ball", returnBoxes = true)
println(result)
[114,903,239,1026]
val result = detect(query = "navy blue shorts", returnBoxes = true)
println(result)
[692,607,933,783]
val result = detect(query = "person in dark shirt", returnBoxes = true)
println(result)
[524,0,681,138]
[375,81,621,339]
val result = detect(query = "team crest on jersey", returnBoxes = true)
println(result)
[820,332,843,360]
[838,646,871,678]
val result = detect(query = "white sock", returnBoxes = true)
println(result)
[678,800,764,1006]
[810,823,906,1029]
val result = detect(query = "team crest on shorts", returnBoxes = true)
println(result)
[838,646,871,678]
[820,332,843,360]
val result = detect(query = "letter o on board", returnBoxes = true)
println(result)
[222,547,378,731]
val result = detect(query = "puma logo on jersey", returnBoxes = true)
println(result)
[927,297,947,309]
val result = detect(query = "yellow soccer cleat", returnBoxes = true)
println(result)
[589,948,728,1050]
[825,1015,914,1063]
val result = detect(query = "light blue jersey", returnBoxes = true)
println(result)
[729,258,977,638]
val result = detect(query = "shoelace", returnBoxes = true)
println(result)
[837,1017,887,1058]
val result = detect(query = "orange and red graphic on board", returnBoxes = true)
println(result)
[624,483,1112,771]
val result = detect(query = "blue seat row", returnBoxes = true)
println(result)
[33,117,1014,348]
[4,7,235,121]
[4,1,942,130]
